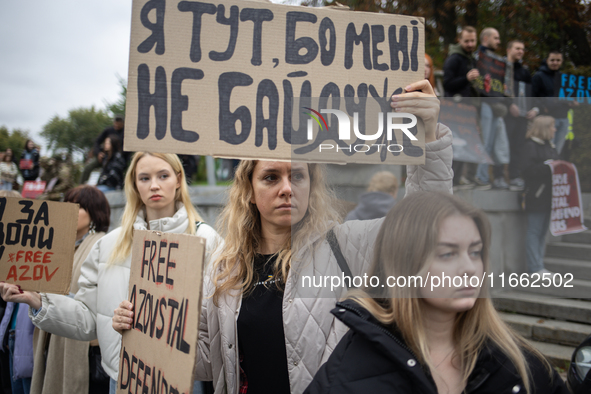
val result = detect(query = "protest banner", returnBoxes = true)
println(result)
[554,73,591,103]
[439,98,492,164]
[117,230,205,394]
[0,197,77,294]
[547,160,588,236]
[473,50,506,97]
[21,181,47,199]
[125,0,426,164]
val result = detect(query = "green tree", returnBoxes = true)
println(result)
[0,126,30,160]
[106,76,127,118]
[41,107,112,156]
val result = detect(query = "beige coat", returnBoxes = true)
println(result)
[195,124,454,394]
[30,231,105,394]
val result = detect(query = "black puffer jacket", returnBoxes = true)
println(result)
[305,300,568,394]
[532,62,569,118]
[97,152,126,189]
[522,138,560,212]
[443,43,477,98]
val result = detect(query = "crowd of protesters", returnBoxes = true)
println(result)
[0,14,586,394]
[0,70,576,394]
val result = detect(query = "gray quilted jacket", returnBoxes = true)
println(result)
[195,124,454,393]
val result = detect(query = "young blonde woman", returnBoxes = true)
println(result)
[521,116,560,274]
[0,153,221,394]
[113,80,451,393]
[305,191,568,394]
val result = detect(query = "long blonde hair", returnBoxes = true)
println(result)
[108,152,203,265]
[349,191,551,393]
[212,160,340,304]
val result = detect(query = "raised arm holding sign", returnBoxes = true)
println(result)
[125,0,434,165]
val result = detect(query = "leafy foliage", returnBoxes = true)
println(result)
[0,126,30,160]
[41,107,112,156]
[106,76,127,118]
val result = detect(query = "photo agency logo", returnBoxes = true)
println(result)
[302,106,418,154]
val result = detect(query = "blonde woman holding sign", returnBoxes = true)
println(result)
[0,153,221,394]
[124,80,451,393]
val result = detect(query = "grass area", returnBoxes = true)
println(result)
[191,179,233,187]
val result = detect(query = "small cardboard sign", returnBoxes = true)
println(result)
[439,99,492,164]
[117,230,205,394]
[125,0,426,164]
[0,197,77,294]
[474,50,506,97]
[547,160,588,236]
[554,73,591,103]
[21,181,47,199]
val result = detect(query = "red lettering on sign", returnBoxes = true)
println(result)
[43,252,53,264]
[6,266,17,281]
[45,266,59,281]
[19,265,31,281]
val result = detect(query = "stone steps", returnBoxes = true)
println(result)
[527,340,574,370]
[545,257,591,281]
[545,242,591,261]
[509,277,591,299]
[499,312,589,347]
[493,290,591,324]
[561,230,591,244]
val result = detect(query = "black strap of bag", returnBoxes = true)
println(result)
[327,229,356,289]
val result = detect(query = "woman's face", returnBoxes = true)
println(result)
[250,161,310,232]
[419,215,484,314]
[77,207,91,234]
[104,138,112,152]
[135,155,180,216]
[27,140,35,150]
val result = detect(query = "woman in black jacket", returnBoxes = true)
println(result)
[96,135,126,193]
[521,116,559,274]
[305,192,567,394]
[19,139,40,181]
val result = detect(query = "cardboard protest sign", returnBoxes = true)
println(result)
[474,50,506,97]
[125,0,426,164]
[547,160,588,236]
[118,230,205,394]
[554,73,591,103]
[439,99,492,164]
[0,197,77,294]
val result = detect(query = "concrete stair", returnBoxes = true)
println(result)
[494,230,591,369]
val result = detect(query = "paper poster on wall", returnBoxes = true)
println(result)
[0,197,77,294]
[125,0,426,164]
[117,230,205,394]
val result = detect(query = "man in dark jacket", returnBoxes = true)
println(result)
[443,26,479,187]
[532,51,572,154]
[504,40,537,191]
[443,26,479,98]
[475,27,510,190]
[79,115,126,184]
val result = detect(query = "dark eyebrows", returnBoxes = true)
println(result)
[137,169,171,177]
[437,241,483,248]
